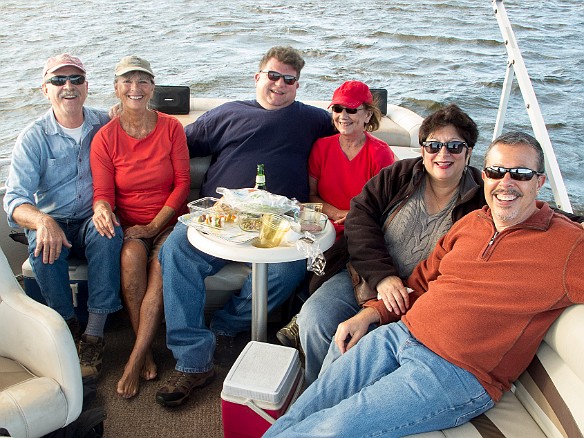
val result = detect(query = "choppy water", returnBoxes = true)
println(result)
[1,0,582,212]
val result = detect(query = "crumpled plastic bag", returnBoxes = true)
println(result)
[296,232,326,276]
[216,187,300,215]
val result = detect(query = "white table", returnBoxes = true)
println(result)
[187,222,335,342]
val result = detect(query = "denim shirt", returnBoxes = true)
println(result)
[3,106,110,227]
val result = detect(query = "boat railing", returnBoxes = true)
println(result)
[492,0,572,213]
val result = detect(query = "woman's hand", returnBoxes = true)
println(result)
[92,201,119,238]
[376,275,410,315]
[332,210,348,225]
[334,307,378,354]
[124,224,157,240]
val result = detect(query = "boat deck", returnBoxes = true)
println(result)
[96,310,285,437]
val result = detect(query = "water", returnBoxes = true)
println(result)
[0,0,582,213]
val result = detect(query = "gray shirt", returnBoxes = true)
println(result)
[383,179,457,278]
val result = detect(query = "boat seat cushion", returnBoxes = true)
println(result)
[408,391,547,437]
[0,357,68,438]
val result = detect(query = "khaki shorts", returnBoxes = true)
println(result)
[123,226,173,263]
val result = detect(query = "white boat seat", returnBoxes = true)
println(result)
[407,304,584,437]
[0,250,83,438]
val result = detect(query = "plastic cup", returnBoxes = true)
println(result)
[253,214,291,248]
[301,202,323,213]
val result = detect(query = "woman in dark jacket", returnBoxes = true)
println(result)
[297,103,484,385]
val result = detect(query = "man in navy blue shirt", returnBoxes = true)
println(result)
[156,46,333,407]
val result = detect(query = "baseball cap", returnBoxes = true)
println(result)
[329,80,373,109]
[43,53,86,77]
[115,55,155,77]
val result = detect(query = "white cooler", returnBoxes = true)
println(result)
[221,341,303,438]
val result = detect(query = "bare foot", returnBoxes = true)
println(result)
[141,350,158,381]
[117,359,142,399]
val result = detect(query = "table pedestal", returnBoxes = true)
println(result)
[251,263,268,342]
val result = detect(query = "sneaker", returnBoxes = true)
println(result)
[277,314,300,349]
[78,334,104,379]
[156,369,216,407]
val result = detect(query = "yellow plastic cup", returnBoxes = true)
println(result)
[253,214,291,248]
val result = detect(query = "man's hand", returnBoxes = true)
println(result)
[92,201,119,238]
[35,215,71,264]
[109,103,122,118]
[334,307,379,354]
[376,275,410,315]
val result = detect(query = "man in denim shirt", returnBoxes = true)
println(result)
[3,53,123,379]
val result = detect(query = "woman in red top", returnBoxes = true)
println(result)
[90,56,190,398]
[277,81,395,347]
[308,80,396,238]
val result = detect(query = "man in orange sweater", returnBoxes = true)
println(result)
[264,131,584,437]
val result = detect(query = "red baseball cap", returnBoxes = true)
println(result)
[43,53,86,77]
[329,80,373,109]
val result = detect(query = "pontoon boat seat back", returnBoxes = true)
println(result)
[0,250,83,438]
[20,97,422,316]
[410,304,584,437]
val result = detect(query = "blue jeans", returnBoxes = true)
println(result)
[265,321,494,437]
[298,269,361,385]
[159,222,306,373]
[26,216,123,320]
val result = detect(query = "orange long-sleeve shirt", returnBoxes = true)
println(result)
[91,112,190,226]
[365,203,584,402]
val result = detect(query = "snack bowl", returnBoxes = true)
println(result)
[298,210,328,234]
[238,212,262,232]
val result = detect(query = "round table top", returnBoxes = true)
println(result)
[187,221,336,264]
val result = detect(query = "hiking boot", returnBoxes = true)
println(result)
[65,317,81,344]
[156,369,216,407]
[277,314,300,349]
[78,334,104,379]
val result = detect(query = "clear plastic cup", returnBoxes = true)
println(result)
[301,202,323,213]
[252,214,291,248]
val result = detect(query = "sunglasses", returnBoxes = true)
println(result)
[45,75,86,86]
[484,166,543,181]
[421,141,468,155]
[331,105,363,115]
[259,70,298,85]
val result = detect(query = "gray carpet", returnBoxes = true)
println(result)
[96,312,281,438]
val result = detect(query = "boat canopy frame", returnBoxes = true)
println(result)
[492,0,572,212]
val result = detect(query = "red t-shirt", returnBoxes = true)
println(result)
[308,132,396,236]
[90,112,190,226]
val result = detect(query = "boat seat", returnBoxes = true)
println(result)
[0,249,83,438]
[407,304,584,437]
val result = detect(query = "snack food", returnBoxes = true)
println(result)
[196,212,237,229]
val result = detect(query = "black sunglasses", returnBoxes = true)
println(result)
[421,141,468,155]
[484,166,543,181]
[331,105,363,115]
[259,70,298,85]
[45,75,86,86]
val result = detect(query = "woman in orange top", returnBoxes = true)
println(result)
[90,56,190,398]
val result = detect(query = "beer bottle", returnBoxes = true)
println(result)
[254,163,266,190]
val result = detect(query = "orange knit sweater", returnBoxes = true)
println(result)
[365,203,584,401]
